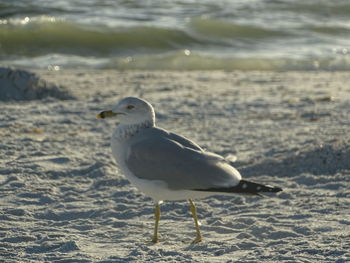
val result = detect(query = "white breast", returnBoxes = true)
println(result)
[111,125,162,197]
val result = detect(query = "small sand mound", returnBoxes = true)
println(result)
[0,67,75,101]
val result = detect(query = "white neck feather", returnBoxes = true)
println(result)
[113,120,154,141]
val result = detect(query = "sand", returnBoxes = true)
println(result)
[1,69,349,262]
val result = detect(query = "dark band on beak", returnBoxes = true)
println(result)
[96,110,118,119]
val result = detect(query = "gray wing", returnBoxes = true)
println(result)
[143,127,203,151]
[125,128,241,190]
[167,131,203,151]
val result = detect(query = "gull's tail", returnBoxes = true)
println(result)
[195,180,282,195]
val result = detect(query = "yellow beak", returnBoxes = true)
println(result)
[96,110,118,119]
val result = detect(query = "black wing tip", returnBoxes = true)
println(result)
[272,186,283,193]
[194,180,283,195]
[267,186,283,193]
[239,180,283,194]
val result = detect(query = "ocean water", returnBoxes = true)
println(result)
[0,0,350,70]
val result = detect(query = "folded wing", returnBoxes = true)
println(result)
[125,128,241,191]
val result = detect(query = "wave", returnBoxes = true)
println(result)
[108,52,350,71]
[1,16,350,71]
[0,16,200,56]
[189,17,287,39]
[278,2,350,17]
[0,16,290,57]
[306,26,350,36]
[3,51,350,71]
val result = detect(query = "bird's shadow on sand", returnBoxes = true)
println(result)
[237,142,350,178]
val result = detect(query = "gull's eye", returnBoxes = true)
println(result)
[126,105,134,110]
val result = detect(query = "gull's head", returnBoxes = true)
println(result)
[97,97,155,126]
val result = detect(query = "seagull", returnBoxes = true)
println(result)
[97,97,282,243]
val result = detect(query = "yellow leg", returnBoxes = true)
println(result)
[152,203,160,243]
[189,199,202,243]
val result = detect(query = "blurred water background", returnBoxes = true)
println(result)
[0,0,350,70]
